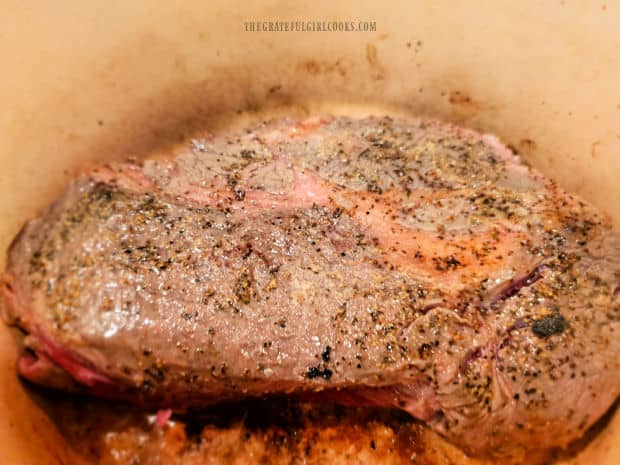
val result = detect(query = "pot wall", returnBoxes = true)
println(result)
[1,1,618,463]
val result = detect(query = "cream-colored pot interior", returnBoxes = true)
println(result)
[1,1,619,464]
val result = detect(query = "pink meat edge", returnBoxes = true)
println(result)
[27,326,120,396]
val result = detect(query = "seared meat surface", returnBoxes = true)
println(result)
[2,116,619,461]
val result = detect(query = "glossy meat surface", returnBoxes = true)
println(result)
[3,116,619,461]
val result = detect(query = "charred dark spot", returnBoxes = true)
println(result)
[242,245,253,259]
[321,346,332,362]
[144,366,165,382]
[532,314,569,338]
[305,365,333,380]
[433,255,462,271]
[417,343,433,359]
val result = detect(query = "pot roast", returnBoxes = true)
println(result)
[2,116,619,461]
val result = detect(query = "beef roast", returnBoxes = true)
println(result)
[2,116,619,461]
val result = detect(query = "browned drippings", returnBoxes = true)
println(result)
[30,387,617,465]
[38,392,486,465]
